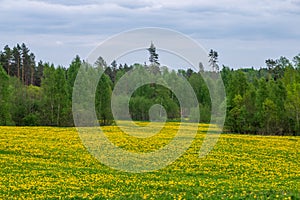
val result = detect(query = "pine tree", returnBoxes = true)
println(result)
[12,45,21,78]
[95,56,107,70]
[209,49,219,72]
[148,42,160,66]
[0,45,12,76]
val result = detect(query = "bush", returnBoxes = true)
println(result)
[23,113,40,126]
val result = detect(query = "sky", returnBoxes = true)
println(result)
[0,0,299,69]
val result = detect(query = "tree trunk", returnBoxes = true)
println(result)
[57,104,60,126]
[22,61,25,84]
[31,66,34,85]
[17,57,20,79]
[7,63,10,76]
[51,103,54,126]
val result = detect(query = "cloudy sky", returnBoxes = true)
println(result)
[0,0,299,68]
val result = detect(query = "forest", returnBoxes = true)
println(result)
[0,43,300,136]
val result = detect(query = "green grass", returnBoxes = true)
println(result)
[0,124,299,199]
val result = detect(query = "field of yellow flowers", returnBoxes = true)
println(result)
[0,123,299,199]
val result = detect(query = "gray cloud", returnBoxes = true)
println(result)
[0,0,299,67]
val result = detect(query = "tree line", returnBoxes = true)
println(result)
[223,55,300,136]
[0,43,300,136]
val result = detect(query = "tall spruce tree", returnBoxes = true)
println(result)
[148,42,160,66]
[209,49,219,72]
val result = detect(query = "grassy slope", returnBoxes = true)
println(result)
[0,124,299,199]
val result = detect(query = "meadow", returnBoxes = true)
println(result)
[0,123,299,199]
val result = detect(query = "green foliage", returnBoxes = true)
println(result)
[0,43,37,85]
[219,54,300,135]
[23,113,40,126]
[130,96,153,121]
[189,106,200,122]
[1,43,300,135]
[9,77,26,125]
[285,82,300,135]
[67,55,81,98]
[227,94,246,133]
[0,65,12,125]
[95,71,113,125]
[41,64,71,126]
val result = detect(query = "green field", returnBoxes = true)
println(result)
[0,124,299,199]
